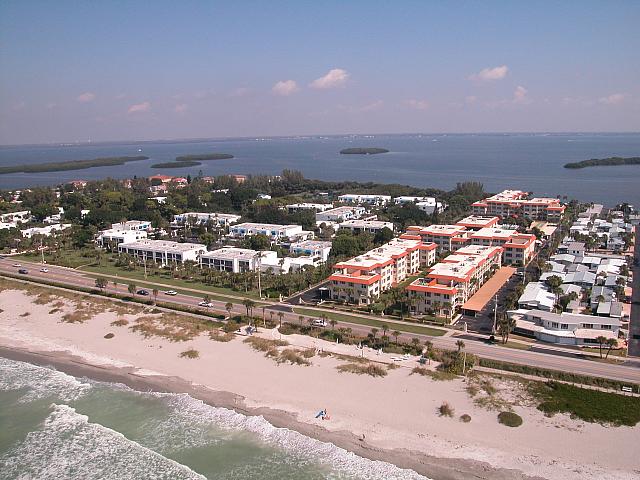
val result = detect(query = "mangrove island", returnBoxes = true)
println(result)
[339,147,389,155]
[564,156,640,169]
[0,156,149,175]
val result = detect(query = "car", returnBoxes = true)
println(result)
[40,267,49,273]
[164,290,178,296]
[13,263,21,267]
[198,301,214,308]
[18,269,28,274]
[137,289,149,296]
[311,318,327,328]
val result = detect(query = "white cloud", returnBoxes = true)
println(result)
[513,85,530,104]
[76,92,96,102]
[470,65,508,81]
[127,101,151,114]
[599,93,626,105]
[310,68,349,89]
[272,80,299,96]
[175,103,188,114]
[405,99,429,110]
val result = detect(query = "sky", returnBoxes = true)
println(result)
[0,0,639,144]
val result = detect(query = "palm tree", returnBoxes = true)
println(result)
[299,315,305,326]
[128,283,136,297]
[381,324,389,339]
[203,294,211,305]
[392,330,401,345]
[497,314,516,344]
[604,338,618,359]
[225,302,233,319]
[370,328,378,342]
[411,337,420,351]
[329,319,337,330]
[595,336,607,358]
[152,288,159,305]
[94,277,107,292]
[242,298,256,317]
[456,339,465,352]
[277,311,284,328]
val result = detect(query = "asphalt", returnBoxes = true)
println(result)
[628,225,640,357]
[1,257,640,384]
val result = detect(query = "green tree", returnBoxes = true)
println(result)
[225,302,233,318]
[94,277,108,292]
[392,330,401,345]
[604,338,618,359]
[595,336,607,358]
[152,288,159,305]
[127,283,136,296]
[456,340,465,352]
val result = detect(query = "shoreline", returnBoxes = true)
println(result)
[0,345,542,480]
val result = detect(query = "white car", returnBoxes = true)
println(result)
[40,268,49,273]
[164,290,178,296]
[311,318,327,328]
[13,263,21,267]
[198,301,214,308]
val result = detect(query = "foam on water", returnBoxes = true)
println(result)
[0,403,205,480]
[150,392,428,480]
[0,357,91,403]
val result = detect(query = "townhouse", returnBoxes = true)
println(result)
[286,203,333,213]
[316,206,366,223]
[200,247,263,273]
[337,194,391,206]
[229,222,313,242]
[117,239,206,266]
[289,240,333,263]
[111,220,152,231]
[96,228,147,248]
[337,219,394,235]
[172,212,241,227]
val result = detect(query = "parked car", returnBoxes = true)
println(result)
[13,263,21,267]
[40,268,49,273]
[137,289,149,296]
[164,290,178,296]
[311,318,327,328]
[198,301,214,308]
[18,269,28,274]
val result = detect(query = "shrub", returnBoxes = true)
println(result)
[412,367,457,381]
[337,363,387,377]
[498,411,523,427]
[111,318,129,327]
[277,349,311,366]
[300,348,316,358]
[244,336,288,352]
[438,402,455,417]
[180,349,200,359]
[104,333,115,339]
[209,330,235,342]
[459,414,472,423]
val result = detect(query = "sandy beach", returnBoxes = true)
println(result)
[0,283,638,480]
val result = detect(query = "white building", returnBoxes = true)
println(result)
[337,219,394,234]
[229,222,313,242]
[172,212,241,227]
[21,223,71,239]
[290,240,333,263]
[111,220,152,231]
[316,206,366,223]
[200,247,263,273]
[0,210,31,224]
[286,203,333,213]
[338,194,391,206]
[118,239,206,265]
[517,282,556,311]
[96,228,148,248]
[511,309,621,346]
[394,196,446,215]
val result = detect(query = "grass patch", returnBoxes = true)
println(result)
[293,307,446,337]
[497,411,523,427]
[318,351,368,363]
[129,312,214,342]
[180,349,200,359]
[243,336,289,352]
[337,362,387,377]
[277,349,311,366]
[209,330,235,342]
[110,318,129,327]
[529,381,640,426]
[104,333,115,339]
[459,414,472,423]
[438,402,454,417]
[411,366,458,381]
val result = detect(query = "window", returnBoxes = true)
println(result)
[551,322,559,329]
[582,323,593,329]
[561,324,568,329]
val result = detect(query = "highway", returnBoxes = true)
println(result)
[1,257,639,385]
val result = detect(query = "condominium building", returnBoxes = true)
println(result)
[118,239,206,265]
[403,224,468,252]
[21,223,71,239]
[96,228,148,248]
[503,233,537,265]
[337,219,394,234]
[172,212,241,227]
[316,206,366,223]
[328,238,434,305]
[286,203,333,213]
[455,215,500,231]
[200,247,265,273]
[111,220,152,231]
[290,240,333,263]
[393,196,446,215]
[337,194,391,205]
[471,190,565,221]
[0,210,31,224]
[407,245,503,317]
[229,222,313,241]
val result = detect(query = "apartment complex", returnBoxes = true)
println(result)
[200,247,262,273]
[96,228,148,248]
[407,245,503,317]
[338,194,391,205]
[338,219,394,234]
[471,190,565,221]
[172,212,241,227]
[403,224,468,252]
[117,239,206,265]
[290,240,333,263]
[111,220,152,231]
[286,203,333,213]
[455,215,500,230]
[316,206,366,223]
[229,222,313,241]
[328,238,436,305]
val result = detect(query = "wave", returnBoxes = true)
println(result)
[0,403,205,480]
[0,357,91,403]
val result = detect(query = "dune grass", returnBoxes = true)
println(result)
[336,362,387,377]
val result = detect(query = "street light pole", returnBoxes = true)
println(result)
[492,294,498,334]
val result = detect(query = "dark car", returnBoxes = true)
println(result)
[137,289,149,296]
[18,268,28,274]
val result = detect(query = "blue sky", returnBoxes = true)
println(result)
[0,0,638,144]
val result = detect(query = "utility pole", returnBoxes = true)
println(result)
[492,294,498,334]
[40,238,45,264]
[256,252,263,299]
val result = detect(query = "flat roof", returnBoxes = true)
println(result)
[119,239,206,252]
[456,215,500,228]
[232,222,301,230]
[462,266,516,312]
[201,247,258,260]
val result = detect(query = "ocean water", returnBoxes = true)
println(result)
[0,133,639,206]
[0,357,427,480]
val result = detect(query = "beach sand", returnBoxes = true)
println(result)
[0,286,638,480]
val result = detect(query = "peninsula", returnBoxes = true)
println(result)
[175,153,234,161]
[150,160,201,169]
[564,156,640,169]
[0,156,149,175]
[339,147,389,155]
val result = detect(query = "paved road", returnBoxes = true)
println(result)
[2,257,640,384]
[628,225,640,357]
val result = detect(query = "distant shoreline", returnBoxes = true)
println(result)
[340,147,389,155]
[563,156,640,169]
[0,156,149,175]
